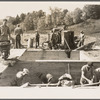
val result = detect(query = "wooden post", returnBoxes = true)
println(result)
[68,63,70,74]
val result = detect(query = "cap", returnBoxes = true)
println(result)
[64,73,72,80]
[23,68,29,75]
[87,62,93,66]
[46,73,53,79]
[59,73,72,80]
[81,31,84,33]
[16,71,23,78]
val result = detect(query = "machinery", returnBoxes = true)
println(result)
[63,30,76,50]
[0,40,10,60]
[42,28,95,51]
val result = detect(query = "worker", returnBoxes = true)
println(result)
[42,41,52,50]
[57,30,62,49]
[35,30,40,48]
[78,31,85,47]
[10,68,29,86]
[14,24,23,48]
[36,72,58,84]
[46,73,58,84]
[36,72,48,84]
[48,31,51,42]
[80,62,94,85]
[57,73,74,87]
[93,68,100,83]
[0,19,11,56]
[51,29,58,49]
[0,19,11,41]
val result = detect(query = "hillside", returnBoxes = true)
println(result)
[68,19,100,35]
[68,19,100,48]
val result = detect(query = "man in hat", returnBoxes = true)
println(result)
[80,62,94,85]
[36,72,48,84]
[14,24,23,48]
[46,73,58,84]
[51,29,58,49]
[35,30,40,48]
[0,19,11,41]
[36,72,58,84]
[57,73,74,87]
[78,31,85,47]
[10,68,29,86]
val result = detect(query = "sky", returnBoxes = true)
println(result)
[0,1,99,19]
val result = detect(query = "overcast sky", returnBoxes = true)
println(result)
[0,1,99,19]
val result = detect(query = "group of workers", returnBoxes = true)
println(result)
[30,28,85,49]
[10,68,74,87]
[36,29,85,49]
[0,19,23,49]
[10,62,100,87]
[0,19,94,88]
[41,29,62,50]
[0,19,60,49]
[0,18,85,50]
[0,19,39,49]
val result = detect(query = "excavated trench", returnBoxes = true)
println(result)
[0,50,99,86]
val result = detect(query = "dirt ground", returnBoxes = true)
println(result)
[80,50,100,61]
[22,33,96,48]
[11,33,48,48]
[11,31,97,49]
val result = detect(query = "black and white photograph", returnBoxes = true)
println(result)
[0,1,100,99]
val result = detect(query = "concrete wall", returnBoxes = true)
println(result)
[19,51,80,61]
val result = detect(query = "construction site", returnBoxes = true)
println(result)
[0,27,99,99]
[0,49,100,99]
[1,2,100,98]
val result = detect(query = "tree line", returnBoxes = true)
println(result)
[6,5,100,33]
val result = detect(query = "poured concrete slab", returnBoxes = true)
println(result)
[0,63,8,74]
[8,49,26,59]
[19,50,80,61]
[80,50,100,61]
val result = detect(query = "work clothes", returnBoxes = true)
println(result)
[35,33,40,48]
[93,68,100,83]
[10,76,24,86]
[80,64,94,84]
[0,25,10,41]
[14,27,23,48]
[78,33,85,47]
[51,33,58,48]
[58,73,73,87]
